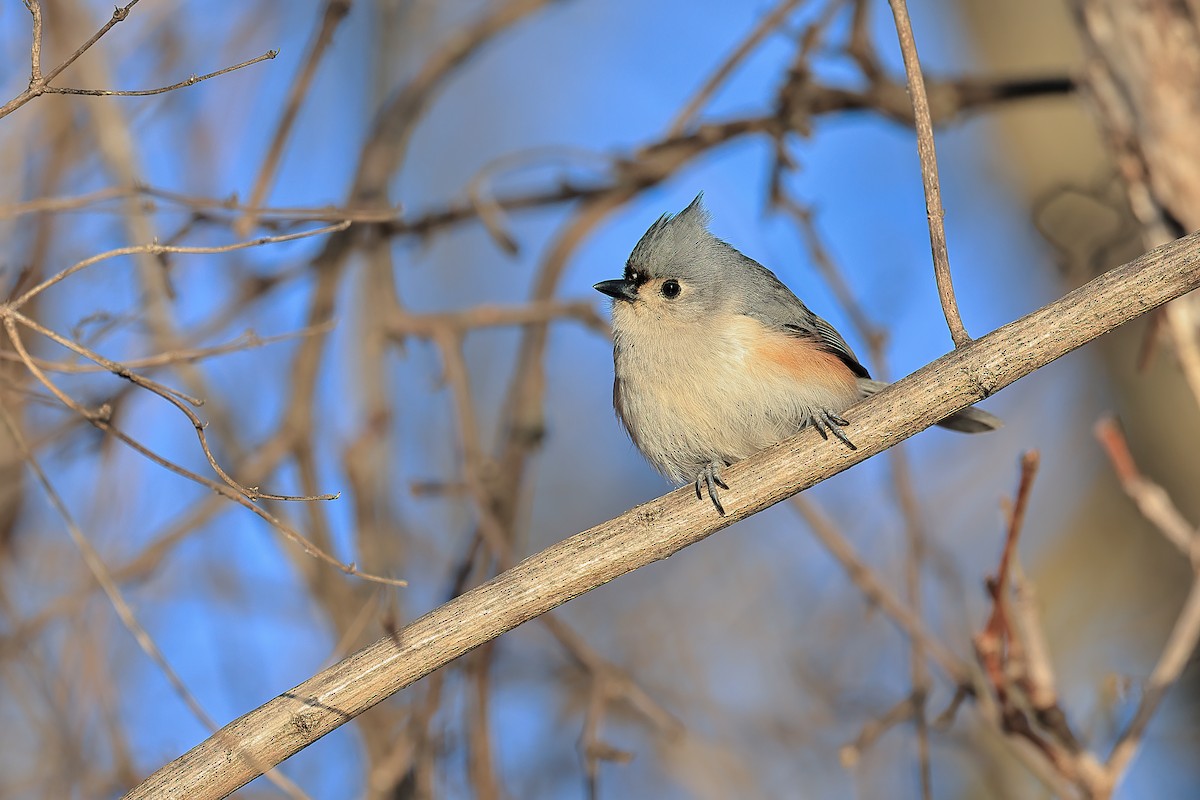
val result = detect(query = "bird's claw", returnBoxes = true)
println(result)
[694,461,729,515]
[807,409,856,450]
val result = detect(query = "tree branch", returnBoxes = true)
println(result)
[887,0,972,347]
[125,231,1200,799]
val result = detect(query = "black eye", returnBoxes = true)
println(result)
[661,279,681,299]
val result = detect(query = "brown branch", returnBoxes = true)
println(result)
[123,230,1200,800]
[236,0,352,236]
[971,451,1087,779]
[347,0,562,204]
[23,0,44,83]
[389,300,608,339]
[0,323,334,374]
[7,310,330,503]
[1094,418,1200,561]
[1,1,142,120]
[41,50,278,97]
[1094,417,1200,793]
[0,401,313,800]
[886,0,971,347]
[10,221,350,311]
[667,0,806,136]
[993,452,1040,620]
[2,316,404,588]
[790,496,970,685]
[0,70,1074,232]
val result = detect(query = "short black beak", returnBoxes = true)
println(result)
[593,279,637,302]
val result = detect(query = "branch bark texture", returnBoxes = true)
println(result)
[126,231,1200,800]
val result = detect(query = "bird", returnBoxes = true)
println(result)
[593,194,1000,515]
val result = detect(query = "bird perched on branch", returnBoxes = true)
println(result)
[594,195,1000,515]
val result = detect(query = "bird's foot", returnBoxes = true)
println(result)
[693,460,730,516]
[806,409,856,450]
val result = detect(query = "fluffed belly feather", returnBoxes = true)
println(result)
[613,322,860,485]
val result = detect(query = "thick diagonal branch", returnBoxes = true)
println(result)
[125,231,1200,800]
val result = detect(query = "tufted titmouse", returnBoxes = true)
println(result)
[594,195,1000,515]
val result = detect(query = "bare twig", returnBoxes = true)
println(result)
[237,0,352,236]
[389,299,608,339]
[42,50,277,97]
[0,323,334,374]
[791,496,971,686]
[23,0,44,83]
[0,401,313,800]
[3,1,142,119]
[667,0,806,135]
[886,0,971,347]
[6,310,332,503]
[1094,418,1200,562]
[0,68,1075,231]
[995,452,1040,613]
[2,316,403,588]
[1094,417,1200,793]
[971,451,1082,777]
[10,221,350,310]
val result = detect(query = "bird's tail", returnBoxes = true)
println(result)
[856,378,1002,434]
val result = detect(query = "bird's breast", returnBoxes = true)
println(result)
[612,313,860,483]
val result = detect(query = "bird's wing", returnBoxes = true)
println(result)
[780,316,870,379]
[738,259,871,379]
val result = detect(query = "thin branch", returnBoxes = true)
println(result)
[667,0,806,135]
[237,0,352,236]
[1094,418,1200,561]
[971,451,1088,780]
[42,50,278,97]
[7,310,330,503]
[0,69,1075,229]
[1095,417,1200,790]
[997,452,1040,606]
[36,0,139,86]
[0,323,335,374]
[97,418,408,588]
[24,0,44,83]
[0,0,142,120]
[886,0,971,347]
[792,496,971,686]
[124,231,1200,799]
[1,320,404,588]
[0,401,313,800]
[389,300,608,339]
[1105,578,1200,787]
[10,221,350,310]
